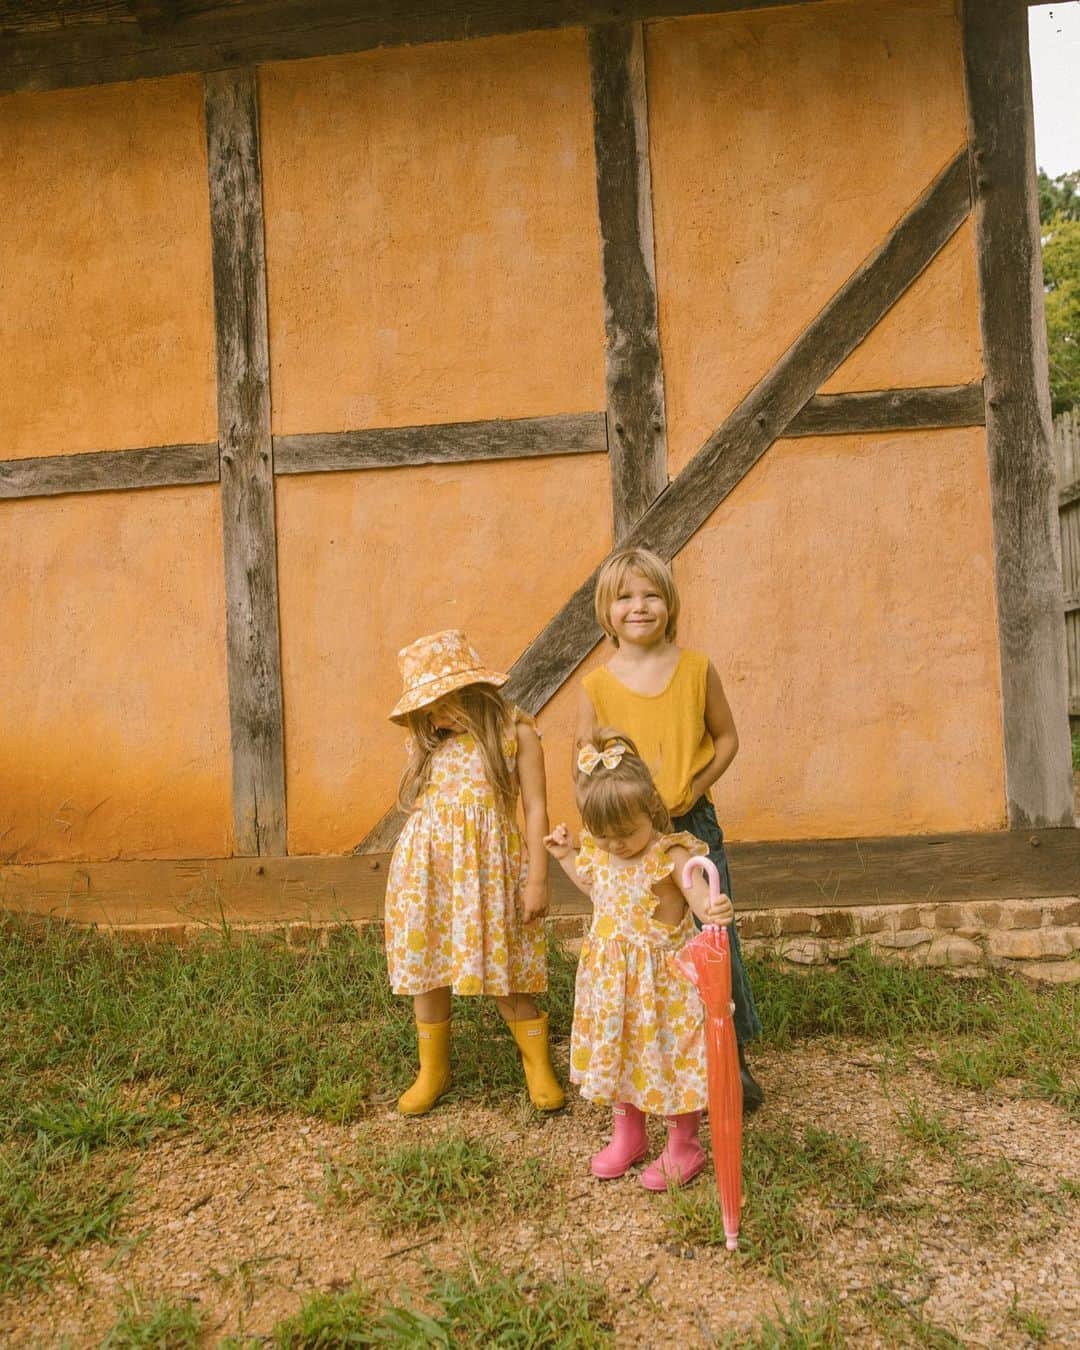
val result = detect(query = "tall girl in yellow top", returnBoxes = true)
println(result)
[544,732,733,1189]
[575,547,765,1111]
[385,630,564,1116]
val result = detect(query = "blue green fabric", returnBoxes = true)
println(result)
[671,796,762,1044]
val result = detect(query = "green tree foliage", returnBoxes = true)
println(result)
[1039,171,1080,413]
[1038,169,1079,225]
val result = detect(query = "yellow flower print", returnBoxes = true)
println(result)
[457,974,482,996]
[407,930,426,953]
[594,915,615,940]
[572,1046,592,1071]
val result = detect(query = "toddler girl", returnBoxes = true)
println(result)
[544,731,733,1189]
[385,629,563,1116]
[575,546,764,1110]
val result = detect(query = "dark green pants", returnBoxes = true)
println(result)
[671,796,762,1044]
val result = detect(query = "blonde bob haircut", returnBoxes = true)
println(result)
[575,729,671,838]
[593,547,679,647]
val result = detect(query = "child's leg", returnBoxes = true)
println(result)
[641,1112,707,1191]
[591,1103,648,1178]
[398,986,452,1116]
[496,992,565,1111]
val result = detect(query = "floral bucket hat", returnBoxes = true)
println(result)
[389,629,509,724]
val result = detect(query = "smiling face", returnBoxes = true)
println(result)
[593,810,656,860]
[608,570,670,649]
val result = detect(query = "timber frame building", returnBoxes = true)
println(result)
[1,0,1077,924]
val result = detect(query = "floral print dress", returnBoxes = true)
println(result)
[570,831,709,1115]
[385,719,547,997]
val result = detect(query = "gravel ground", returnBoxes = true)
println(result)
[2,1041,1077,1348]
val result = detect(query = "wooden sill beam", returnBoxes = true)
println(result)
[2,829,1076,932]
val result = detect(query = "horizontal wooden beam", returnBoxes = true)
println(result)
[1062,590,1080,615]
[3,829,1076,932]
[273,412,608,476]
[0,443,219,500]
[1059,479,1080,509]
[1,0,828,95]
[783,383,985,439]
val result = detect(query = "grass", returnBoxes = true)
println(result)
[318,1131,553,1233]
[894,1098,967,1156]
[100,1291,202,1348]
[721,1298,845,1348]
[1,915,1077,1294]
[269,1264,614,1348]
[0,1138,131,1292]
[663,1121,911,1274]
[746,944,1079,1115]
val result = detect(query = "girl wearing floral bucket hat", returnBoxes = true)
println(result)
[384,630,564,1115]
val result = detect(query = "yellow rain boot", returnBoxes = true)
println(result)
[397,1019,452,1116]
[510,1012,565,1111]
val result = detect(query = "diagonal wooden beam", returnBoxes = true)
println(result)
[205,68,287,857]
[358,151,971,852]
[588,21,668,540]
[961,0,1074,828]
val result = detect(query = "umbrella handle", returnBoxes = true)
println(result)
[682,855,722,927]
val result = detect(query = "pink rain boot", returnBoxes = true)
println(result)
[591,1103,648,1178]
[641,1112,707,1191]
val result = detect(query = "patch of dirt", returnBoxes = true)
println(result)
[2,1044,1078,1347]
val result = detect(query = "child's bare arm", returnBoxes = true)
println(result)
[572,686,599,780]
[543,824,592,896]
[516,721,550,922]
[669,845,735,926]
[688,661,739,804]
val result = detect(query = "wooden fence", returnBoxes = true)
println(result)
[1055,408,1080,718]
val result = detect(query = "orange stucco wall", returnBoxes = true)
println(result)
[643,0,1002,838]
[258,31,605,434]
[0,487,233,862]
[1,0,1008,864]
[261,30,610,853]
[277,458,611,854]
[0,76,216,458]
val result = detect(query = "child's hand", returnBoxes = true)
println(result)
[700,889,735,927]
[543,824,575,860]
[521,879,549,923]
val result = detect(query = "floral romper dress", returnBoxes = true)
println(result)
[385,717,547,998]
[570,831,709,1115]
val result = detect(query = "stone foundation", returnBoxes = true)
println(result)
[732,896,1080,983]
[19,899,1080,983]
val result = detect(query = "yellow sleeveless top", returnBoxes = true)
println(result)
[582,650,712,816]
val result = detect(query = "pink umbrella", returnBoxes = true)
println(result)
[674,856,742,1251]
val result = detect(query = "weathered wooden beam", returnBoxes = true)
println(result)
[588,22,667,540]
[0,442,218,500]
[205,67,287,857]
[783,383,985,439]
[359,153,972,851]
[1059,479,1080,510]
[3,828,1076,929]
[273,412,607,477]
[961,0,1074,828]
[1062,591,1080,616]
[0,0,830,95]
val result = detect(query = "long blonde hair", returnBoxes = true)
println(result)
[397,682,517,818]
[574,728,671,837]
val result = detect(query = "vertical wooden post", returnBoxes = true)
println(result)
[588,22,668,542]
[204,67,288,855]
[961,0,1074,827]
